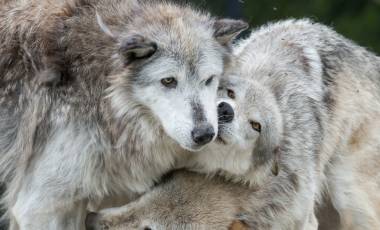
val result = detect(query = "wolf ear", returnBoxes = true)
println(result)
[119,35,158,64]
[213,19,249,46]
[96,11,116,39]
[96,12,157,65]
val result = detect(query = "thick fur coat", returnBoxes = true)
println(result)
[0,0,248,229]
[87,19,380,230]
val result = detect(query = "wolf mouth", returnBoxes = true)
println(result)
[216,122,228,144]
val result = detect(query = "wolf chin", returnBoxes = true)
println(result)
[86,19,380,230]
[0,0,248,229]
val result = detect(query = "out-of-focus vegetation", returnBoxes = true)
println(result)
[187,0,380,54]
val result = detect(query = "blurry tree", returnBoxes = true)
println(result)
[187,0,380,53]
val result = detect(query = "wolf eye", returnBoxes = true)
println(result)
[227,89,235,99]
[205,76,215,86]
[161,77,177,88]
[250,120,261,132]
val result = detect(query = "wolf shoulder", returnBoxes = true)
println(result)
[234,19,380,85]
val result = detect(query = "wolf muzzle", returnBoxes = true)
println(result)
[191,124,215,145]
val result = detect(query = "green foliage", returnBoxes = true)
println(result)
[188,0,380,54]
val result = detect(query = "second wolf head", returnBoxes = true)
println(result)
[180,74,283,187]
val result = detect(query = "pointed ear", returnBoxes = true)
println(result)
[96,11,116,39]
[119,34,158,65]
[213,19,249,46]
[95,12,157,65]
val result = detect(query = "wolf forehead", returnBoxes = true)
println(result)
[128,3,223,48]
[136,39,224,73]
[110,2,229,75]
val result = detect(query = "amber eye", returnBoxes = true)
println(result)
[161,77,177,88]
[227,89,235,99]
[205,76,214,86]
[250,120,261,132]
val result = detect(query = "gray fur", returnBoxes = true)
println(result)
[86,170,252,230]
[88,19,380,230]
[0,0,247,229]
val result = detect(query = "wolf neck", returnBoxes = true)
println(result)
[100,97,183,194]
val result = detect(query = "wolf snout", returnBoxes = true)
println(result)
[191,124,215,145]
[218,102,234,123]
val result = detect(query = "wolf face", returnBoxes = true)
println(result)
[214,76,283,173]
[131,49,222,151]
[99,4,248,151]
[189,75,283,178]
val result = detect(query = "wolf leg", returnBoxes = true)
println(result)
[9,124,100,229]
[9,214,19,230]
[326,156,380,230]
[12,195,86,230]
[303,211,318,230]
[11,190,86,230]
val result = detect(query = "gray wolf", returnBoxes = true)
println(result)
[86,19,380,230]
[0,0,247,229]
[86,170,252,230]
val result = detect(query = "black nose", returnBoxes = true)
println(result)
[218,102,234,123]
[191,124,215,145]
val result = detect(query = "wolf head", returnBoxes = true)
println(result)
[99,2,248,151]
[210,20,325,177]
[213,76,283,176]
[188,75,283,179]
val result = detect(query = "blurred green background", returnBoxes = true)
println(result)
[187,0,380,54]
